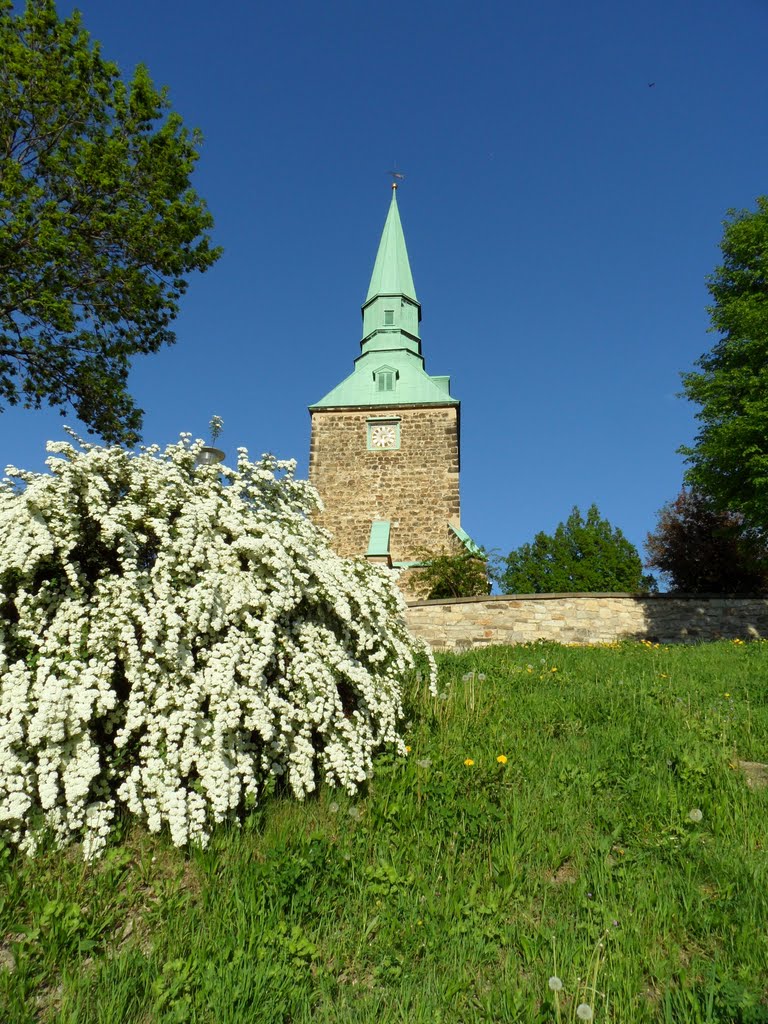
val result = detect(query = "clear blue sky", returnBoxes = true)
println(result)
[3,0,767,574]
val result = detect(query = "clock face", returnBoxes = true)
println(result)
[369,423,398,450]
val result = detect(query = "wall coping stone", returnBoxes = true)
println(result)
[407,591,768,608]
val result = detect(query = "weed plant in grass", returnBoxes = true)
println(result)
[1,641,768,1023]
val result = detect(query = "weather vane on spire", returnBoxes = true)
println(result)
[386,168,406,189]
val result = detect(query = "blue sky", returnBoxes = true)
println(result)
[3,0,768,575]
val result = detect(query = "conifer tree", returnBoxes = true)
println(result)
[500,505,654,595]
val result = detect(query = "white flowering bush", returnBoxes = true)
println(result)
[0,431,434,859]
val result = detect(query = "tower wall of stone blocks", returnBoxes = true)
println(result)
[308,404,461,564]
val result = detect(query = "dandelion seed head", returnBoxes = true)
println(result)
[548,976,563,992]
[688,808,703,823]
[576,1004,594,1021]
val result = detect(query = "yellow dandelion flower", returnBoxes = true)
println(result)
[724,692,731,698]
[464,758,474,767]
[497,755,508,764]
[405,746,411,753]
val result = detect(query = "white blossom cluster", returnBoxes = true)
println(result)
[0,431,435,859]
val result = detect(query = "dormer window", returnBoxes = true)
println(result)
[384,309,395,326]
[373,365,398,393]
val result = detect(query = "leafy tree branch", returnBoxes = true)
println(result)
[680,196,768,534]
[0,0,222,442]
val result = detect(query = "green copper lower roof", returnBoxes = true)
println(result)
[310,348,458,408]
[450,523,485,557]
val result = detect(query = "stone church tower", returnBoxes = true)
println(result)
[308,185,475,587]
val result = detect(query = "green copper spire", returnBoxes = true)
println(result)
[310,185,458,410]
[360,184,422,359]
[365,186,418,303]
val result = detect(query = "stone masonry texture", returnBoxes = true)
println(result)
[404,593,768,648]
[309,405,461,565]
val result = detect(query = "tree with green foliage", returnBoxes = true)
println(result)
[645,489,768,594]
[0,0,221,443]
[500,505,655,594]
[410,549,490,600]
[680,196,768,534]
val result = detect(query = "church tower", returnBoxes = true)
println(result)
[309,185,474,588]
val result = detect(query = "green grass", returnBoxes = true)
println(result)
[2,640,768,1023]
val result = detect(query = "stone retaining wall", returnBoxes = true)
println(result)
[404,593,768,649]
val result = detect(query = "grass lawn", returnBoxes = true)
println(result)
[2,640,768,1023]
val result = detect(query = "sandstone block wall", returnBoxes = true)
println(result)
[309,405,461,562]
[404,593,768,649]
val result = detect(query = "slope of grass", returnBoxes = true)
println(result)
[2,640,768,1023]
